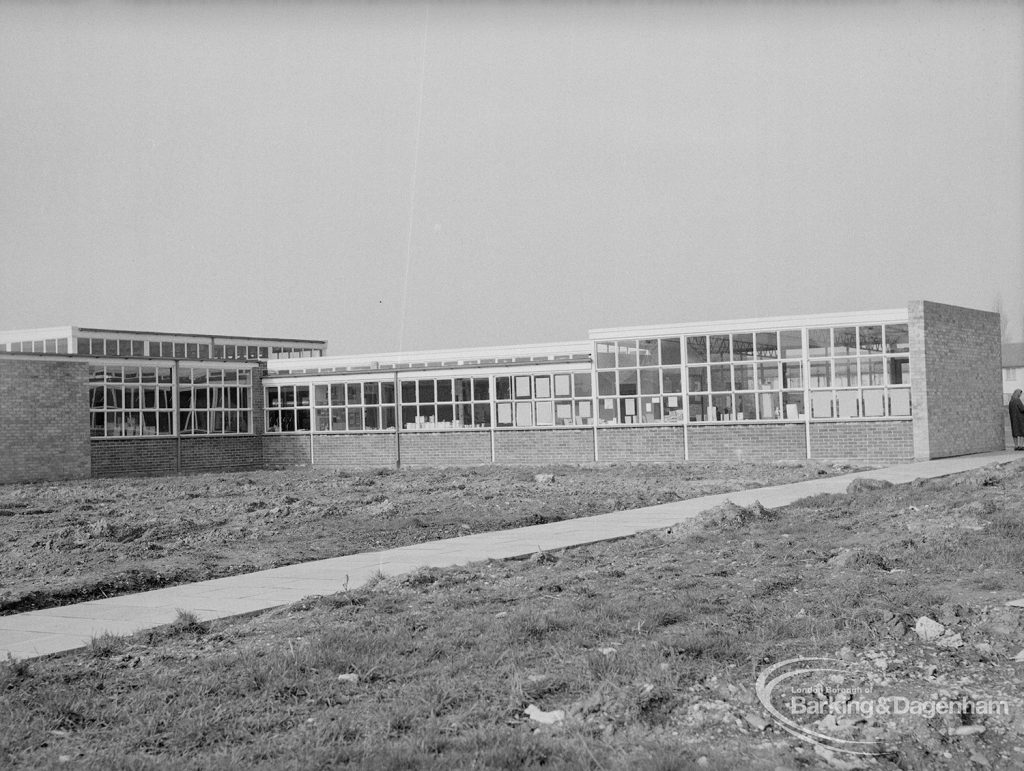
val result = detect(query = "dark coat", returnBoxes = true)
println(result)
[1010,396,1024,438]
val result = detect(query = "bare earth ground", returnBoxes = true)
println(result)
[0,461,859,614]
[4,459,1024,770]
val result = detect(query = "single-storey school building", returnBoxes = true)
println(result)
[0,301,1005,483]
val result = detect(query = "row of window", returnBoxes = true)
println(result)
[76,337,320,360]
[1,338,70,354]
[595,325,911,424]
[89,365,254,437]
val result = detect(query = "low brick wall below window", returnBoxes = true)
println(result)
[494,428,593,464]
[262,434,312,467]
[400,430,492,466]
[180,436,261,473]
[313,433,398,467]
[809,420,914,463]
[688,423,806,462]
[597,426,687,462]
[91,438,179,477]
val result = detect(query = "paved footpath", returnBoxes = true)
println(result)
[2,451,1020,661]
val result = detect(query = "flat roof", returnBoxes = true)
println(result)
[0,325,325,346]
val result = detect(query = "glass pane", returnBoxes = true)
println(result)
[573,373,592,397]
[417,380,434,403]
[810,361,831,388]
[514,376,531,398]
[640,396,661,423]
[535,401,554,425]
[686,336,707,364]
[597,371,616,396]
[515,402,533,427]
[779,330,803,359]
[811,392,834,418]
[314,385,328,406]
[401,380,417,403]
[296,386,310,406]
[640,368,660,394]
[756,331,778,359]
[711,394,732,420]
[473,378,489,401]
[315,409,330,431]
[364,407,380,430]
[296,409,310,431]
[689,394,708,421]
[496,402,513,426]
[435,379,452,402]
[619,397,638,423]
[863,388,884,417]
[473,403,490,427]
[553,374,571,397]
[638,339,659,366]
[889,389,911,416]
[709,365,731,392]
[759,391,780,420]
[616,340,638,367]
[834,358,857,388]
[782,362,803,389]
[836,390,859,418]
[859,325,883,353]
[662,394,684,422]
[330,384,345,405]
[438,404,454,424]
[617,369,638,396]
[708,335,730,362]
[598,397,616,424]
[574,400,593,425]
[732,333,754,361]
[495,377,511,401]
[885,324,909,353]
[733,363,755,391]
[381,381,395,404]
[347,407,363,430]
[757,362,780,390]
[660,338,681,366]
[364,382,380,405]
[888,358,909,386]
[807,328,831,358]
[596,342,616,369]
[833,327,857,356]
[662,368,682,393]
[330,407,346,430]
[688,366,708,392]
[455,378,473,402]
[383,406,397,429]
[554,401,574,425]
[735,393,756,421]
[534,376,551,399]
[783,392,805,420]
[860,357,884,386]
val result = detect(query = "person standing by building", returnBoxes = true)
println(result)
[1010,389,1024,450]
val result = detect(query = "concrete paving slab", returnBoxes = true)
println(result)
[2,451,1019,661]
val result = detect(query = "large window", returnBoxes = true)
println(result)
[807,324,910,418]
[179,367,253,434]
[313,380,397,432]
[595,338,683,425]
[401,376,491,430]
[495,372,592,427]
[89,365,175,437]
[685,331,806,422]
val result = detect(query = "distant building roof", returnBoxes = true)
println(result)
[1004,343,1024,368]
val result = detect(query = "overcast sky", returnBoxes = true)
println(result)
[1,1,1022,354]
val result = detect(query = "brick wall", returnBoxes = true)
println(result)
[688,423,806,462]
[313,433,398,467]
[597,425,687,462]
[262,434,312,467]
[0,357,91,483]
[180,436,261,473]
[494,428,593,464]
[808,420,914,463]
[91,437,178,477]
[400,430,492,466]
[910,301,1004,459]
